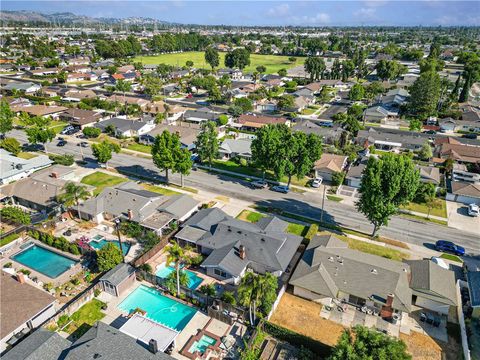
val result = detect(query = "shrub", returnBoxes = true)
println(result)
[71,278,80,286]
[304,224,318,241]
[199,283,216,297]
[94,288,101,297]
[221,291,236,305]
[218,114,228,126]
[120,221,143,238]
[239,158,248,167]
[44,282,54,291]
[331,171,345,186]
[49,153,75,166]
[19,268,31,275]
[190,254,204,266]
[139,263,153,273]
[0,206,31,225]
[3,262,12,268]
[0,137,21,155]
[82,127,101,138]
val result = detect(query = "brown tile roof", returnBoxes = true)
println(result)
[238,114,288,126]
[1,272,56,339]
[440,143,480,163]
[451,181,480,198]
[314,153,347,172]
[435,137,461,146]
[60,108,102,126]
[11,105,68,117]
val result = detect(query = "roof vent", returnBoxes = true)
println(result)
[328,256,334,262]
[261,238,265,242]
[237,230,242,234]
[338,259,344,265]
[371,269,378,274]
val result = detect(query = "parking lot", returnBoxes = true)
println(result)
[446,201,480,236]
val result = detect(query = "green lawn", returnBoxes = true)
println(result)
[48,120,69,134]
[236,210,266,223]
[134,52,305,74]
[440,254,463,263]
[286,223,308,237]
[399,213,448,226]
[301,107,317,115]
[326,195,343,202]
[16,152,38,159]
[0,233,19,247]
[142,183,180,196]
[126,143,152,154]
[401,199,447,218]
[81,172,127,195]
[65,299,106,335]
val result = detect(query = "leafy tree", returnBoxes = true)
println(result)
[251,124,283,180]
[356,154,420,237]
[234,97,253,113]
[195,121,219,167]
[96,242,123,272]
[418,141,433,160]
[238,272,278,324]
[228,105,243,117]
[225,48,250,70]
[278,68,287,77]
[25,127,55,151]
[0,206,31,225]
[221,291,236,305]
[409,119,423,131]
[82,127,101,138]
[218,114,228,126]
[341,60,355,82]
[58,182,91,221]
[419,58,444,73]
[0,100,14,135]
[174,146,193,188]
[288,56,297,63]
[348,83,365,101]
[166,242,192,295]
[0,137,21,155]
[165,269,189,295]
[185,60,194,68]
[414,182,436,203]
[204,47,220,70]
[199,283,216,297]
[91,140,120,168]
[49,154,75,166]
[375,60,405,81]
[332,171,346,186]
[256,65,266,74]
[304,56,326,81]
[408,71,441,118]
[115,80,131,103]
[425,196,443,219]
[277,95,295,111]
[152,130,180,184]
[329,325,411,360]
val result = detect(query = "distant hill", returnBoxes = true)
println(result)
[0,10,172,25]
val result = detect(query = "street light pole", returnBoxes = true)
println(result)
[114,218,125,263]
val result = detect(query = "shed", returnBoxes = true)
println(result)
[99,263,136,297]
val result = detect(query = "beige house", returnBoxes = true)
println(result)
[313,153,348,181]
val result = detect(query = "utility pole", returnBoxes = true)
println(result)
[114,218,125,263]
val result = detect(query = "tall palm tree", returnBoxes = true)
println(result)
[166,242,191,295]
[238,272,260,325]
[58,182,90,221]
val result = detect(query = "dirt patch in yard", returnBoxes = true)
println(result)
[269,292,345,347]
[400,331,461,360]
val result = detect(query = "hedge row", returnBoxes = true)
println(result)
[262,321,332,358]
[304,223,318,243]
[28,230,80,255]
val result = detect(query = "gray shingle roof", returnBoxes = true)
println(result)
[95,117,150,133]
[467,271,480,307]
[219,139,252,157]
[100,263,136,286]
[290,235,412,312]
[0,149,53,184]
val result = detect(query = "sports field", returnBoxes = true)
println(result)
[134,51,305,74]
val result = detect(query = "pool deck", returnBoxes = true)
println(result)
[2,238,83,287]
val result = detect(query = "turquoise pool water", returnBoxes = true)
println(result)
[189,335,217,354]
[89,239,130,256]
[117,285,197,331]
[12,244,78,278]
[156,263,203,289]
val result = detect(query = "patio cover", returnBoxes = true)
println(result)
[120,313,179,352]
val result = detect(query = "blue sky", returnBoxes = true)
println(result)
[3,1,480,26]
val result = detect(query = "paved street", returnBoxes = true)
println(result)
[11,129,480,253]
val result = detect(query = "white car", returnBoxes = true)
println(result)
[430,257,449,270]
[311,177,323,188]
[467,204,479,217]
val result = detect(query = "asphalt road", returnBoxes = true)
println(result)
[11,129,480,254]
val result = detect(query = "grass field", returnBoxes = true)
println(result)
[142,183,180,196]
[401,199,447,218]
[134,52,305,74]
[81,171,127,195]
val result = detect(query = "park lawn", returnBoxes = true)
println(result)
[440,254,463,263]
[81,171,127,195]
[236,210,266,223]
[134,52,305,74]
[126,143,152,154]
[142,183,180,196]
[401,199,447,218]
[16,152,38,159]
[65,299,106,335]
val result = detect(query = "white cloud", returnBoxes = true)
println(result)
[354,7,377,19]
[363,0,388,8]
[267,4,290,17]
[290,12,331,25]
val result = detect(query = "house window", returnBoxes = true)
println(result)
[214,268,227,278]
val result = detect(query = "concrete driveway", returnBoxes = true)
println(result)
[446,201,480,235]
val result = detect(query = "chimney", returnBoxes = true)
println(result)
[239,245,246,260]
[51,172,59,178]
[386,294,394,307]
[148,339,158,354]
[127,209,133,220]
[17,272,26,284]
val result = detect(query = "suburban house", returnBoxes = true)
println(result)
[95,117,155,137]
[99,263,136,297]
[139,123,199,150]
[356,128,427,152]
[381,88,410,108]
[2,322,175,360]
[219,138,252,160]
[317,104,348,124]
[59,108,105,128]
[237,114,290,131]
[10,104,68,119]
[436,142,480,165]
[175,208,302,285]
[26,68,60,76]
[1,81,41,94]
[452,164,480,184]
[0,149,53,185]
[78,182,199,235]
[363,106,398,124]
[416,165,441,186]
[290,235,458,323]
[446,181,480,205]
[439,117,480,133]
[313,153,348,181]
[62,89,97,101]
[104,94,150,110]
[345,157,368,188]
[293,119,345,145]
[182,108,220,124]
[254,99,278,113]
[1,272,57,353]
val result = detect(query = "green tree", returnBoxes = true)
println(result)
[174,146,193,188]
[195,121,219,167]
[341,60,355,82]
[234,97,253,113]
[218,114,228,126]
[278,68,287,77]
[238,272,278,324]
[0,100,14,135]
[115,80,131,104]
[185,60,194,68]
[165,269,189,295]
[356,154,420,237]
[0,206,31,225]
[199,283,216,297]
[204,47,220,70]
[0,137,21,155]
[91,140,121,168]
[329,325,411,360]
[408,71,441,118]
[304,56,326,81]
[409,119,423,131]
[96,242,123,272]
[418,141,433,160]
[166,242,192,295]
[348,83,365,101]
[375,60,404,81]
[152,130,180,184]
[25,127,55,152]
[251,124,283,181]
[58,182,91,221]
[277,95,295,111]
[82,127,101,138]
[225,48,250,70]
[256,65,266,75]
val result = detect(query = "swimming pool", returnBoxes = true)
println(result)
[156,263,203,289]
[89,238,131,256]
[12,244,78,278]
[188,335,217,354]
[118,285,197,331]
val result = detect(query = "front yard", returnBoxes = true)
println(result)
[81,172,127,195]
[142,183,180,196]
[401,199,447,218]
[236,209,308,236]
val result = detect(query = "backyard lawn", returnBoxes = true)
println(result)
[62,299,106,337]
[401,199,447,218]
[142,183,180,196]
[134,52,305,74]
[81,172,127,195]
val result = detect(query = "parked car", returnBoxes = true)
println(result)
[468,203,479,217]
[430,256,449,270]
[435,240,465,256]
[271,185,289,194]
[423,130,437,135]
[77,142,88,148]
[61,125,75,135]
[57,140,67,147]
[462,133,477,139]
[311,177,323,188]
[251,180,268,189]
